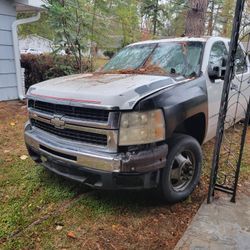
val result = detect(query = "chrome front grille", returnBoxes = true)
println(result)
[28,100,109,122]
[31,119,108,146]
[28,99,119,152]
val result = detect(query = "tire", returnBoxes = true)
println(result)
[160,134,202,203]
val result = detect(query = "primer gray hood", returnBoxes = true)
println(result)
[27,73,185,109]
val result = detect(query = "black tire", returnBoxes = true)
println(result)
[160,134,202,203]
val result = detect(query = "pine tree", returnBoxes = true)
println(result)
[185,0,209,36]
[220,0,234,37]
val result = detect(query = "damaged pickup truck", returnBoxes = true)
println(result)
[25,37,250,203]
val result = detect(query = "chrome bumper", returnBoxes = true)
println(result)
[24,123,168,173]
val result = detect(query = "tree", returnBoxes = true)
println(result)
[206,0,224,36]
[88,0,112,70]
[185,0,209,36]
[241,0,250,40]
[165,0,187,37]
[114,0,140,46]
[152,0,159,35]
[18,12,54,40]
[207,0,215,35]
[140,0,168,36]
[220,0,234,37]
[45,0,93,72]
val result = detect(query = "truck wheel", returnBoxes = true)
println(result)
[160,134,202,203]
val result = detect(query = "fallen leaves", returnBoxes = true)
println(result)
[111,224,118,230]
[159,213,166,219]
[20,155,28,160]
[56,225,63,231]
[67,231,77,239]
[111,224,126,237]
[10,122,16,127]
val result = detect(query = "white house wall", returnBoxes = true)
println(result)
[0,0,18,100]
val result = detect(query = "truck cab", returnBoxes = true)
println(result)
[25,36,250,203]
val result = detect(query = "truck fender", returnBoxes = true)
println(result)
[134,76,208,144]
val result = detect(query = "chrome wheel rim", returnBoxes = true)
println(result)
[170,150,195,192]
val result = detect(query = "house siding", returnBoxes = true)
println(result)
[0,0,18,101]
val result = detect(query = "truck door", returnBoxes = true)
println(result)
[231,44,250,122]
[205,40,236,141]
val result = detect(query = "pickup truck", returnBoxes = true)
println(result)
[24,36,250,203]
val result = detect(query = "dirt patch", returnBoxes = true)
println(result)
[0,101,28,160]
[0,101,26,121]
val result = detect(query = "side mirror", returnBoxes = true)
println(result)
[208,65,223,80]
[208,56,227,80]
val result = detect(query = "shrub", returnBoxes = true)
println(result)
[21,54,90,91]
[103,50,115,59]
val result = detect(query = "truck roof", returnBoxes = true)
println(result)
[129,36,230,46]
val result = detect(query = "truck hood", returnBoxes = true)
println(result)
[27,73,186,110]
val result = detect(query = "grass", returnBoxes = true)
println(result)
[93,58,109,70]
[0,159,76,237]
[0,101,249,249]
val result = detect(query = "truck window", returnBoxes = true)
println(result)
[235,45,248,74]
[149,42,203,77]
[209,41,228,67]
[102,42,204,78]
[102,44,156,71]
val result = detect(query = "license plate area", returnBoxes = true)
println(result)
[40,145,77,161]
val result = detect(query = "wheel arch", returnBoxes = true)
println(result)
[172,112,207,144]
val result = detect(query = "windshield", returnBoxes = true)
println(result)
[101,41,204,78]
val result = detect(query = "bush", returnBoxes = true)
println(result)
[21,54,90,91]
[103,50,115,59]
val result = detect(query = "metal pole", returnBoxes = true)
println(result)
[207,0,246,204]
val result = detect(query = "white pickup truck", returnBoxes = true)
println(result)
[25,36,250,203]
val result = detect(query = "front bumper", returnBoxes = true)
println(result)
[24,123,168,189]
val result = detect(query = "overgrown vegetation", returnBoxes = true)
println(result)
[20,54,90,91]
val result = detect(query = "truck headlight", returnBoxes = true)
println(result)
[119,109,165,146]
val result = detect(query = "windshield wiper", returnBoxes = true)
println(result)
[135,44,158,70]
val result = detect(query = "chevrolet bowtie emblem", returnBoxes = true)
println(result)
[50,115,65,129]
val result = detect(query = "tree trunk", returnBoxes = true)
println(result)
[207,0,214,36]
[153,0,159,35]
[90,0,97,72]
[185,0,208,37]
[221,0,234,37]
